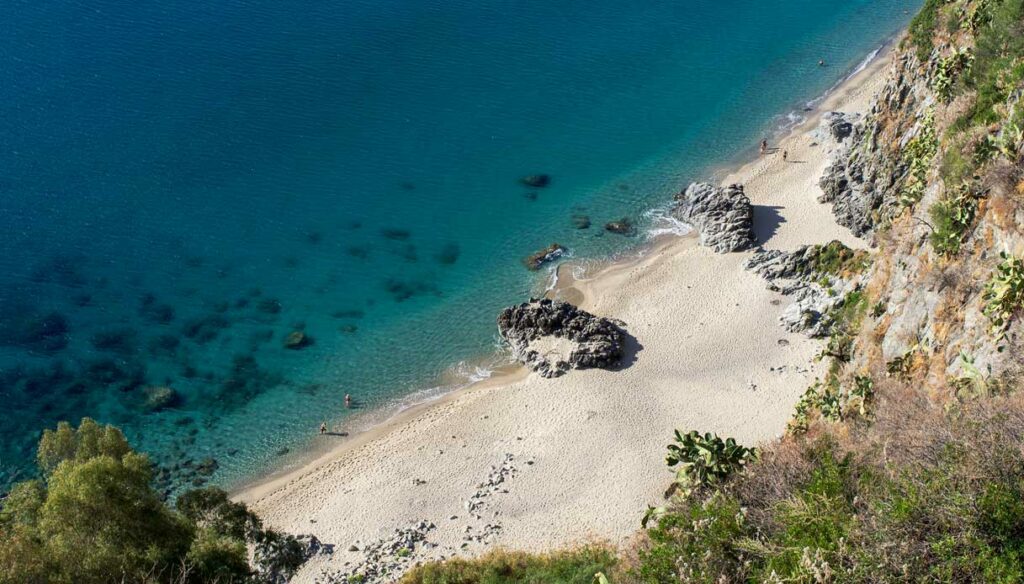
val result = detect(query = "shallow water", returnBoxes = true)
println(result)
[0,0,919,492]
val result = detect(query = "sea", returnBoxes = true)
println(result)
[0,0,920,493]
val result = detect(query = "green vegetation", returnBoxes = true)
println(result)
[899,109,938,208]
[805,241,872,277]
[908,0,945,61]
[933,47,974,100]
[0,419,305,584]
[664,431,757,497]
[982,252,1024,343]
[929,184,981,255]
[632,390,1024,583]
[399,547,617,584]
[955,0,1024,130]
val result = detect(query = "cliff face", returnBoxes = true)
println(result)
[821,0,1024,394]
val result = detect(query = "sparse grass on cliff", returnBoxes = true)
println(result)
[399,547,617,584]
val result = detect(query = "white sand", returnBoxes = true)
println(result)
[237,48,892,581]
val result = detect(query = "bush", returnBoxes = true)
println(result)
[930,184,980,256]
[664,431,757,496]
[0,418,287,584]
[909,0,945,62]
[982,252,1024,343]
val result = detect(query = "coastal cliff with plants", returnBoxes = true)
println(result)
[401,0,1024,581]
[4,1,1024,583]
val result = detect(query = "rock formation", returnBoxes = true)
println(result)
[522,243,566,271]
[497,298,626,377]
[673,183,755,253]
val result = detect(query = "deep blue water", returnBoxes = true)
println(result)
[0,0,918,492]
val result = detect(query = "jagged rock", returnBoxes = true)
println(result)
[673,183,755,253]
[522,243,566,271]
[604,218,635,235]
[820,111,859,143]
[745,244,865,337]
[519,174,550,188]
[497,299,626,377]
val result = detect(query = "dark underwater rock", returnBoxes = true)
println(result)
[90,327,138,354]
[380,228,412,241]
[257,298,283,315]
[497,298,627,378]
[672,182,755,253]
[182,314,231,343]
[2,310,71,353]
[523,243,566,271]
[571,214,591,229]
[436,243,460,265]
[519,174,551,188]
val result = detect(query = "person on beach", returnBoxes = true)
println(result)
[319,422,327,435]
[760,138,768,155]
[782,150,788,162]
[344,394,352,408]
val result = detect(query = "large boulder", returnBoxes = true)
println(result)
[673,183,755,253]
[497,299,626,378]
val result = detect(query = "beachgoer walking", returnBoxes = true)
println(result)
[344,394,352,408]
[319,422,327,435]
[760,139,768,155]
[782,150,788,162]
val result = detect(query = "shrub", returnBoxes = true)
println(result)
[930,184,980,256]
[909,0,945,62]
[665,431,757,496]
[982,252,1024,343]
[899,109,938,208]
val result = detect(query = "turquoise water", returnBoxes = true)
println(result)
[0,0,918,493]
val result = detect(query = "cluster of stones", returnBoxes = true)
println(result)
[320,521,436,584]
[497,299,627,378]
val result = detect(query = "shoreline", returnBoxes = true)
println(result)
[231,41,893,500]
[236,41,894,581]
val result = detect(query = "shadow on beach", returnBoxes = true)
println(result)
[752,204,786,245]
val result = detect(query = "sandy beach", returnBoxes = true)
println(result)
[238,46,892,582]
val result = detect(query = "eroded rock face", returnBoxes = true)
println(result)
[745,244,864,338]
[673,183,755,253]
[497,298,626,378]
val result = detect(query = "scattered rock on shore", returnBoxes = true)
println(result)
[497,298,626,377]
[522,243,566,271]
[673,183,755,253]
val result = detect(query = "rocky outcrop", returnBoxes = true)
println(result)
[818,52,932,238]
[604,218,635,236]
[673,183,755,253]
[522,243,566,271]
[497,299,626,377]
[745,243,866,337]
